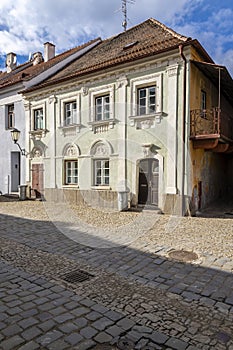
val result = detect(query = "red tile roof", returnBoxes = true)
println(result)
[0,38,100,89]
[40,18,191,86]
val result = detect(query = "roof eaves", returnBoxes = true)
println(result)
[185,39,214,63]
[149,18,190,42]
[23,41,186,94]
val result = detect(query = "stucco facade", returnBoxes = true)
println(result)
[23,46,190,213]
[6,18,233,215]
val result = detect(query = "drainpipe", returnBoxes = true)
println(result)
[179,44,187,216]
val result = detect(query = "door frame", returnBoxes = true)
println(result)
[136,154,164,209]
[31,163,44,198]
[11,151,20,192]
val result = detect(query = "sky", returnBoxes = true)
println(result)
[0,0,232,74]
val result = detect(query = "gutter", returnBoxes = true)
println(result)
[179,44,187,216]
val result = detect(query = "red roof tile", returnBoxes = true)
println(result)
[0,38,100,89]
[38,18,191,86]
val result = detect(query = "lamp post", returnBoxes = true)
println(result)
[10,128,29,200]
[10,128,29,156]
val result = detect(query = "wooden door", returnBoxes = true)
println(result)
[138,159,159,207]
[31,163,44,198]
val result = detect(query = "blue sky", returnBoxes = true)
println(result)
[0,0,232,74]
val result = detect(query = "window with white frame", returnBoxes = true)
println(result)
[95,95,110,121]
[64,160,78,185]
[94,159,109,186]
[89,84,115,127]
[137,86,156,115]
[6,104,14,129]
[64,101,77,126]
[130,74,162,119]
[34,108,44,130]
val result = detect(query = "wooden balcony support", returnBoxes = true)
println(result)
[212,143,229,153]
[192,139,218,150]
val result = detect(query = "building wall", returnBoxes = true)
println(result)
[189,60,233,212]
[25,50,188,213]
[0,91,26,194]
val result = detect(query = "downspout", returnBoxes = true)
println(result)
[179,44,187,216]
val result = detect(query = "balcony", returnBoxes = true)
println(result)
[190,108,233,152]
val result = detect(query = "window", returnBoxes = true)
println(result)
[200,90,207,118]
[64,160,78,185]
[137,86,156,115]
[201,90,206,110]
[95,95,110,121]
[64,101,77,126]
[34,108,44,130]
[6,104,14,129]
[94,159,109,186]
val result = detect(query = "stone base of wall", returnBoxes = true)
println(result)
[163,194,181,215]
[44,188,118,211]
[163,194,191,216]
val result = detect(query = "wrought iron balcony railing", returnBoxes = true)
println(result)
[190,107,233,142]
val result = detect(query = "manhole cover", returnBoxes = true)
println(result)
[168,250,198,262]
[61,269,94,283]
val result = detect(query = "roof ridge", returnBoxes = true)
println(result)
[149,18,190,42]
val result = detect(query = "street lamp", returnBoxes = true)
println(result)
[10,128,29,156]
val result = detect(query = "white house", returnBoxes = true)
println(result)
[22,19,233,214]
[0,39,100,196]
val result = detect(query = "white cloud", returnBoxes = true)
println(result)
[0,0,232,75]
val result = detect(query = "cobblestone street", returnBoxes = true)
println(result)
[0,197,233,349]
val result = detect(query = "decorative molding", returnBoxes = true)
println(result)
[142,143,159,157]
[32,146,44,158]
[81,86,89,96]
[59,124,81,136]
[49,95,57,104]
[90,140,113,157]
[116,75,128,89]
[166,65,179,77]
[63,143,80,157]
[24,102,31,111]
[88,119,115,134]
[29,129,49,140]
[129,112,164,128]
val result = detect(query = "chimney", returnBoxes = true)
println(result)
[32,52,43,65]
[44,42,55,62]
[5,52,17,73]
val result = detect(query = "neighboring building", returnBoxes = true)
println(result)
[0,39,100,195]
[21,18,233,214]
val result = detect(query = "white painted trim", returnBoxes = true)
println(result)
[130,73,163,117]
[89,83,115,122]
[58,93,81,127]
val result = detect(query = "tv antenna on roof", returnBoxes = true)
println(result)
[122,0,135,31]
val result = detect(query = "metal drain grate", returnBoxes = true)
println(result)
[61,269,94,284]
